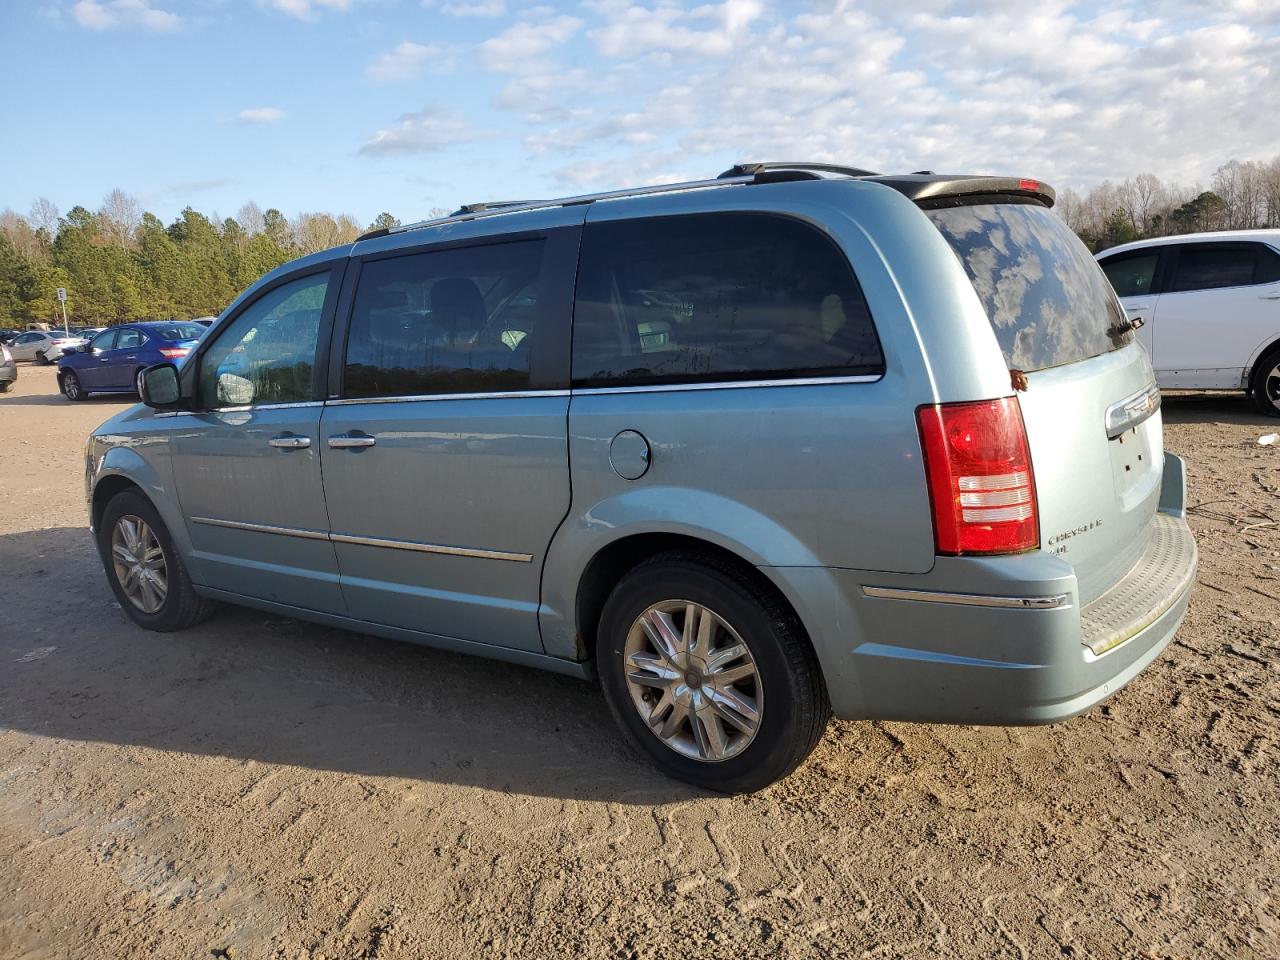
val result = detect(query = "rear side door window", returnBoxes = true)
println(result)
[197,271,331,407]
[342,239,549,398]
[571,213,883,388]
[116,329,145,350]
[1170,244,1277,292]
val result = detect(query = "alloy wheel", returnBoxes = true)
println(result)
[622,600,763,762]
[111,515,168,614]
[1265,363,1280,414]
[63,374,80,400]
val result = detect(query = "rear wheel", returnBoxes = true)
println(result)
[0,380,10,393]
[1251,349,1280,417]
[98,490,215,632]
[35,351,48,365]
[597,551,830,793]
[61,370,85,401]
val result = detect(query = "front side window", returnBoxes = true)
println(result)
[343,239,547,398]
[1171,245,1276,292]
[572,213,882,388]
[89,330,117,351]
[1101,253,1159,298]
[198,271,329,407]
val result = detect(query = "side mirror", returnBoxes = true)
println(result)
[80,343,94,353]
[139,363,183,409]
[61,346,78,356]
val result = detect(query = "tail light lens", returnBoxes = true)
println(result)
[158,348,189,359]
[916,397,1038,555]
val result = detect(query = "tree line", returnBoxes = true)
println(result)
[3,156,1280,327]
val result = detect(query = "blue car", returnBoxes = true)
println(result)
[58,321,207,401]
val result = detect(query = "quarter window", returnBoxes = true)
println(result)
[343,240,547,398]
[1100,253,1159,298]
[198,271,330,407]
[1171,245,1274,292]
[571,213,882,388]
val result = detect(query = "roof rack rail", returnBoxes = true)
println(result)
[384,175,754,238]
[718,161,879,180]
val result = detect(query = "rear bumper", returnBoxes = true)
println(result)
[773,453,1196,724]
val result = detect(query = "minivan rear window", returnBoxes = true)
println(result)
[572,213,883,388]
[926,203,1131,372]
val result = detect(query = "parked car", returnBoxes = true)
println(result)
[0,341,15,392]
[57,321,205,401]
[0,328,20,345]
[6,330,63,363]
[1097,229,1280,416]
[87,163,1197,792]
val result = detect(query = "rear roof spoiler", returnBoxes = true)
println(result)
[716,164,1055,208]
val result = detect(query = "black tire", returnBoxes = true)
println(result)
[597,551,830,793]
[98,490,215,632]
[135,368,147,397]
[1250,348,1280,418]
[35,351,48,365]
[61,370,86,401]
[0,379,10,393]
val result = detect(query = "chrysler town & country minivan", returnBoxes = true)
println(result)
[87,163,1197,792]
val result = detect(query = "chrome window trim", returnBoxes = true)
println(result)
[862,585,1071,610]
[327,389,570,405]
[189,516,531,563]
[191,516,330,541]
[572,373,882,396]
[156,400,326,418]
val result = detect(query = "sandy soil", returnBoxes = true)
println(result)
[1,362,1278,960]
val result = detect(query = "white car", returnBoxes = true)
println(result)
[6,330,64,364]
[1097,229,1280,416]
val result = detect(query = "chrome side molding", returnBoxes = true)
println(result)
[861,585,1070,609]
[190,516,531,562]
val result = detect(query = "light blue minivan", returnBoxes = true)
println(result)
[88,163,1197,791]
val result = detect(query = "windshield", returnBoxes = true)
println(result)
[926,202,1131,372]
[153,323,206,341]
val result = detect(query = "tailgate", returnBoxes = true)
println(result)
[1019,343,1162,603]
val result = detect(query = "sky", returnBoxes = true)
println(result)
[2,0,1279,227]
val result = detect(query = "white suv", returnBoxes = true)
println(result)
[1097,230,1280,416]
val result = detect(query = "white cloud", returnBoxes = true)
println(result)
[237,107,286,123]
[439,0,507,16]
[360,106,479,156]
[367,42,453,82]
[71,0,180,31]
[479,14,582,70]
[267,0,351,20]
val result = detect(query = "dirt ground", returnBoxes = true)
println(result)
[0,361,1277,960]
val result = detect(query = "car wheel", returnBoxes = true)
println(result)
[61,370,86,401]
[1251,349,1280,418]
[0,380,10,393]
[135,369,146,397]
[35,351,48,365]
[596,551,830,793]
[98,490,215,632]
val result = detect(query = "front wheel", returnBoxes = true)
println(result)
[61,370,86,401]
[98,490,215,632]
[597,552,830,793]
[1251,349,1280,417]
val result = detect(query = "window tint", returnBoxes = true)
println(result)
[153,322,205,340]
[572,214,882,387]
[116,329,144,349]
[926,203,1130,373]
[1101,253,1160,298]
[199,271,329,407]
[344,240,546,398]
[1172,246,1260,292]
[89,330,117,351]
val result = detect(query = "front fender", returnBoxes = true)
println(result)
[539,485,822,658]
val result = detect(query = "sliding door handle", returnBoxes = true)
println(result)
[328,433,376,449]
[268,434,311,449]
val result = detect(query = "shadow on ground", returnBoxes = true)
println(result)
[1160,390,1279,427]
[0,526,691,804]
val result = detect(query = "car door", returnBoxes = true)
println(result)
[102,327,146,389]
[1098,248,1163,362]
[1152,242,1280,388]
[169,264,348,614]
[318,225,580,652]
[10,332,47,361]
[76,329,119,388]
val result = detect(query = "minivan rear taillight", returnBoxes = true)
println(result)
[916,397,1038,555]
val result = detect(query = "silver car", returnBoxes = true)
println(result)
[0,341,15,392]
[87,163,1197,791]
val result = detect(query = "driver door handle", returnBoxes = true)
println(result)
[268,434,311,449]
[328,433,376,449]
